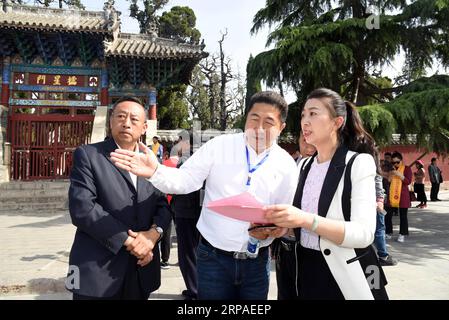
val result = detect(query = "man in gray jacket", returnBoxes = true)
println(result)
[429,158,443,201]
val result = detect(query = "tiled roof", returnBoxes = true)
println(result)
[0,3,207,60]
[105,33,207,60]
[0,4,110,33]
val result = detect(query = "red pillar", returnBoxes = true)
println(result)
[1,58,10,106]
[148,89,157,120]
[1,84,9,106]
[100,87,108,106]
[149,104,157,120]
[100,68,108,106]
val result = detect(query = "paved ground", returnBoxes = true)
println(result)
[1,191,448,300]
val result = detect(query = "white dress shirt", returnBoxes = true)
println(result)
[149,132,299,252]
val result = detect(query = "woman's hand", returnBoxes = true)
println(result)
[263,204,305,229]
[392,170,404,180]
[110,142,159,179]
[376,201,384,212]
[248,224,270,240]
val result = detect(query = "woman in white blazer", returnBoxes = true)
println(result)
[264,88,388,300]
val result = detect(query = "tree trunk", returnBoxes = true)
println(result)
[278,74,284,97]
[219,34,228,131]
[208,88,215,129]
[411,151,429,166]
[350,1,367,106]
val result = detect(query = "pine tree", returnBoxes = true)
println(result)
[251,0,449,153]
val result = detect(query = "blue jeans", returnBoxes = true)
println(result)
[196,241,270,300]
[374,212,388,258]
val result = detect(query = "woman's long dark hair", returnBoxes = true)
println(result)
[306,88,380,168]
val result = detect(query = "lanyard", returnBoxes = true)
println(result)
[245,146,270,186]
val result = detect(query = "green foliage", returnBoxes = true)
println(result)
[159,6,201,44]
[250,0,449,153]
[251,0,332,35]
[128,0,169,34]
[126,2,204,130]
[157,85,190,130]
[385,88,449,153]
[359,75,449,153]
[62,0,85,9]
[402,74,449,93]
[358,104,397,147]
[251,0,449,104]
[244,55,262,113]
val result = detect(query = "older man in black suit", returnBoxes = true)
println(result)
[66,96,171,300]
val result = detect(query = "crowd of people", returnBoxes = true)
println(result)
[65,89,444,300]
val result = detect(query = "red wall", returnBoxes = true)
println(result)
[381,145,448,184]
[280,142,448,184]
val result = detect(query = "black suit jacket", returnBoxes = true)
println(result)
[171,191,201,219]
[170,156,202,219]
[67,138,171,297]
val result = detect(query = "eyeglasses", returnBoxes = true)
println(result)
[392,161,401,164]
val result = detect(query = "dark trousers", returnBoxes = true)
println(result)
[431,183,440,200]
[385,207,409,235]
[273,239,300,300]
[72,256,149,300]
[298,245,344,300]
[385,207,395,235]
[414,183,427,204]
[160,220,173,262]
[175,217,200,298]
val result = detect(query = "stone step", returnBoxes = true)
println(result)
[0,209,69,217]
[0,180,69,191]
[0,166,7,182]
[0,201,68,213]
[0,181,70,215]
[0,195,67,204]
[0,188,68,199]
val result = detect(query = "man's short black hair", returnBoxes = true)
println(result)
[431,157,437,162]
[112,96,147,120]
[384,152,392,157]
[246,91,288,122]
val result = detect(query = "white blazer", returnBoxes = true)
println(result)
[297,149,377,300]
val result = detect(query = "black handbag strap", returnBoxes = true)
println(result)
[340,152,389,299]
[342,153,359,222]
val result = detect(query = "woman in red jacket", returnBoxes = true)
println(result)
[385,151,412,243]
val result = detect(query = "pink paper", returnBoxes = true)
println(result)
[207,192,269,224]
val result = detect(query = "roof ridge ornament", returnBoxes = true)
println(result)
[3,0,12,13]
[144,16,159,38]
[104,0,120,42]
